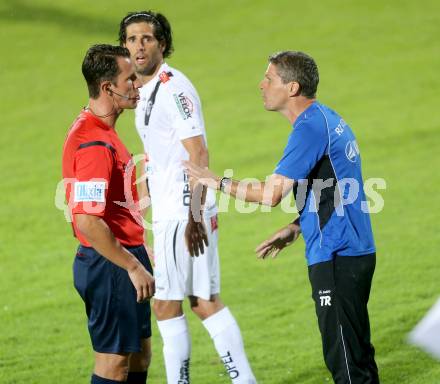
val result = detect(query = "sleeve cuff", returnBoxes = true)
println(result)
[274,167,301,181]
[178,129,204,141]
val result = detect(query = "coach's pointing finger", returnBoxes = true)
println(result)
[182,161,220,189]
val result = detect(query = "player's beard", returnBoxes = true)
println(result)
[136,58,161,77]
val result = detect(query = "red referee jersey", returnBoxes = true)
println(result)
[62,110,144,247]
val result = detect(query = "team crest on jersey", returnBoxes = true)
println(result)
[173,92,193,120]
[159,71,171,83]
[345,140,360,163]
[74,181,106,202]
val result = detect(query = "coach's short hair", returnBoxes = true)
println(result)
[118,11,174,58]
[269,51,319,98]
[82,44,130,99]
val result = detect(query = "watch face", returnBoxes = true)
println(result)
[220,177,231,191]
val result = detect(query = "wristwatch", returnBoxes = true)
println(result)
[219,177,232,192]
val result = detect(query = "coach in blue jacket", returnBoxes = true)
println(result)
[184,51,379,384]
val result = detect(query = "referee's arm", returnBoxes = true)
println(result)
[75,214,155,301]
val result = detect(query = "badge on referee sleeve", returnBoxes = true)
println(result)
[74,181,107,202]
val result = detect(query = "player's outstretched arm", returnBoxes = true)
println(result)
[255,218,301,259]
[75,214,155,301]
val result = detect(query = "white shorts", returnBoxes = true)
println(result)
[152,215,220,301]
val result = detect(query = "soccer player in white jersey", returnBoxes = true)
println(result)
[118,11,257,384]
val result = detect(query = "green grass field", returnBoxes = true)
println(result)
[1,0,440,382]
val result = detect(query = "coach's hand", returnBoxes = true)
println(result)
[182,161,219,189]
[185,218,209,257]
[255,222,301,259]
[128,262,155,302]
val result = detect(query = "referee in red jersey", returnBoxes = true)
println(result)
[62,44,154,384]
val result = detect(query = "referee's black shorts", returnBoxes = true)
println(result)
[308,253,379,384]
[73,244,153,354]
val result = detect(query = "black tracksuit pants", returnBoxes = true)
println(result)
[308,253,379,384]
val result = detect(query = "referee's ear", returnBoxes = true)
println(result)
[101,81,112,97]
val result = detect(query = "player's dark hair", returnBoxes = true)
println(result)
[82,44,130,99]
[269,51,319,98]
[118,11,174,58]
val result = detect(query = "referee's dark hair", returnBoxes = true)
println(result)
[82,44,130,99]
[269,51,319,99]
[118,11,174,58]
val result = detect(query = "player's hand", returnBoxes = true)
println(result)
[185,217,209,257]
[127,261,155,302]
[255,222,301,259]
[182,161,219,189]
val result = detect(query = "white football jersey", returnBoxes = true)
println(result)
[135,63,217,222]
